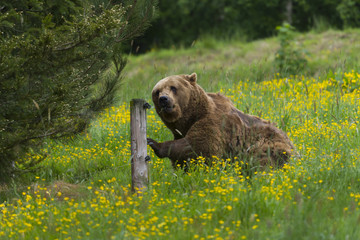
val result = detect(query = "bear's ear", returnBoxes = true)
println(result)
[187,73,197,84]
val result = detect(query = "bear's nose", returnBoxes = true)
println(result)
[159,96,169,106]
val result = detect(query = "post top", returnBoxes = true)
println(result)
[130,99,151,109]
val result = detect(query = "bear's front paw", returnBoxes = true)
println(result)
[147,138,157,146]
[147,138,164,157]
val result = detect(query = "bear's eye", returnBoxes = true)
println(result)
[155,90,160,96]
[170,86,177,94]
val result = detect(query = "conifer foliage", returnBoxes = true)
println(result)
[0,0,156,181]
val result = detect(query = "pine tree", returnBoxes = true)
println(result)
[0,0,156,182]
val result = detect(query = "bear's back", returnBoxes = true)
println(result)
[207,92,269,127]
[207,93,233,113]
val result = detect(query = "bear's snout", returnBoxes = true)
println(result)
[159,96,170,106]
[158,95,175,113]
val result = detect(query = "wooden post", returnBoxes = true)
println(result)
[130,99,150,194]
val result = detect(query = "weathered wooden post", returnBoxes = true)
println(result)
[130,99,151,194]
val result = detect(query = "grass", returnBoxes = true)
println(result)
[119,28,360,102]
[1,29,360,239]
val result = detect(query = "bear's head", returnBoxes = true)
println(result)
[152,73,197,123]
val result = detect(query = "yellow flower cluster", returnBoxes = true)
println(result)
[1,71,360,239]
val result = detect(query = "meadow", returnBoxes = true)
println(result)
[1,29,360,239]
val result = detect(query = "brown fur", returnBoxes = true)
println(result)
[147,73,294,168]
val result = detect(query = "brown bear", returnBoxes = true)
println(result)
[147,73,294,169]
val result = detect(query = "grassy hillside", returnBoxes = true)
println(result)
[119,28,360,102]
[1,29,360,239]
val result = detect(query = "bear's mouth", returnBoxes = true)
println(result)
[160,105,175,113]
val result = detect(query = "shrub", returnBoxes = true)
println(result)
[337,0,360,28]
[275,22,308,76]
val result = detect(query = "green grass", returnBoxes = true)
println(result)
[119,28,360,102]
[1,29,360,239]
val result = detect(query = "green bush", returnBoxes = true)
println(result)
[337,0,360,28]
[275,23,308,76]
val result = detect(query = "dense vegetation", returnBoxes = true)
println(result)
[134,0,360,51]
[0,0,156,181]
[1,29,359,239]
